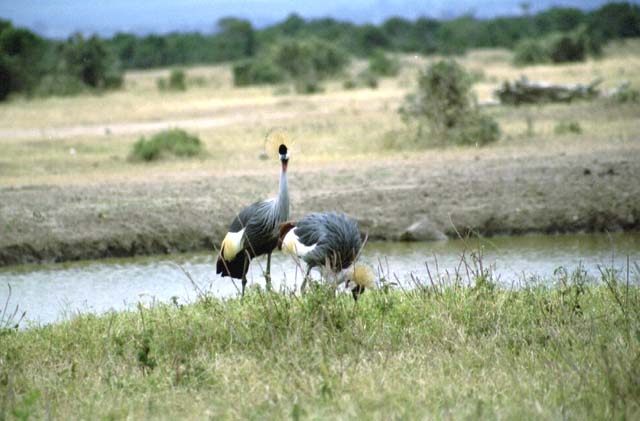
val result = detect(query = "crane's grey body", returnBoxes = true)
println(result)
[216,145,289,294]
[279,211,372,300]
[291,212,362,272]
[227,179,289,257]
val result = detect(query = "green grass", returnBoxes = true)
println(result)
[1,267,639,419]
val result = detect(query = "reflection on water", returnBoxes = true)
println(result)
[1,232,639,325]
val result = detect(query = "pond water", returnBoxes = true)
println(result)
[1,232,639,325]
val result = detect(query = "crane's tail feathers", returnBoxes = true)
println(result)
[277,221,297,250]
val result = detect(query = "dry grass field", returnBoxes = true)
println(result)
[0,40,638,186]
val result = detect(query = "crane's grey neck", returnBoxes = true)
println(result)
[272,164,289,222]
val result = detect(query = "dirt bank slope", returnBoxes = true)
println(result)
[1,148,639,266]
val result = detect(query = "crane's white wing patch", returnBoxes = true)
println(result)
[221,228,246,261]
[282,228,316,257]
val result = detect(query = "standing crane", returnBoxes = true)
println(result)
[216,144,290,295]
[278,212,375,301]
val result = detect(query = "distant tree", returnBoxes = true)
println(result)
[280,13,305,35]
[216,17,255,60]
[0,21,47,97]
[0,57,12,100]
[61,33,122,88]
[359,24,390,54]
[382,17,418,51]
[588,2,640,40]
[272,37,348,80]
[110,33,137,68]
[534,7,585,33]
[133,35,169,68]
[413,18,440,54]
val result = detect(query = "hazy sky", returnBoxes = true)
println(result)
[0,0,621,38]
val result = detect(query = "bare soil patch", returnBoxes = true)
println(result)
[1,146,638,266]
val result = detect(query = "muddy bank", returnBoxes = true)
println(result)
[1,149,639,266]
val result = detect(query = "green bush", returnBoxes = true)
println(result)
[513,39,549,66]
[611,84,640,104]
[449,113,501,146]
[554,120,582,135]
[232,59,283,86]
[130,129,204,162]
[358,70,378,88]
[168,69,186,90]
[367,49,399,76]
[294,76,324,94]
[399,60,499,147]
[342,79,357,90]
[157,69,187,91]
[547,32,586,63]
[513,27,602,66]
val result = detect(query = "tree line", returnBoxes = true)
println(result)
[1,2,639,100]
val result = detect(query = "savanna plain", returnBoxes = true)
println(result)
[1,40,640,419]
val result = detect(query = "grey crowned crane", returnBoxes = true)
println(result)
[278,212,375,301]
[216,144,290,295]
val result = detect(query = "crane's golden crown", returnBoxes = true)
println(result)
[266,130,294,158]
[351,263,376,289]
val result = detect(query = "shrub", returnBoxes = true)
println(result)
[449,113,501,146]
[130,129,204,162]
[342,79,357,90]
[399,60,500,147]
[513,39,549,66]
[611,84,640,104]
[294,76,324,94]
[554,120,582,135]
[367,49,399,76]
[342,71,378,90]
[232,59,283,86]
[168,69,186,90]
[512,27,602,66]
[358,70,378,88]
[156,78,167,91]
[158,69,187,91]
[547,32,586,63]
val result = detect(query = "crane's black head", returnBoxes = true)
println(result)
[279,144,289,170]
[279,144,288,160]
[351,285,366,301]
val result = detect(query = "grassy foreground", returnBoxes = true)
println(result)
[1,269,640,419]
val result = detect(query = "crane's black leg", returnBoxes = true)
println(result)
[241,252,249,297]
[265,252,272,290]
[300,266,312,293]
